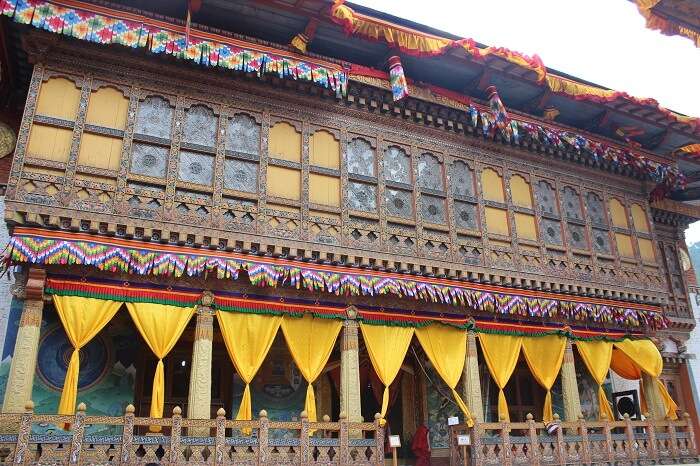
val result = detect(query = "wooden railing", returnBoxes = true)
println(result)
[449,412,698,466]
[0,402,384,465]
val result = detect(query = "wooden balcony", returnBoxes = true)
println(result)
[0,402,384,465]
[450,413,699,465]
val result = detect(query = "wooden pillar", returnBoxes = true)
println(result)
[461,331,484,422]
[186,297,214,435]
[340,308,362,426]
[561,339,582,421]
[641,372,666,420]
[2,268,45,416]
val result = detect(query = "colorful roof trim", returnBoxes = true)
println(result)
[45,276,647,341]
[0,0,347,95]
[330,0,699,132]
[635,0,700,47]
[6,228,667,330]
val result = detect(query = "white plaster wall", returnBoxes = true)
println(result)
[0,196,14,353]
[687,291,700,408]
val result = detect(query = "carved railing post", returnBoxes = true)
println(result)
[338,412,348,465]
[374,413,384,466]
[258,410,269,464]
[500,415,512,466]
[577,415,591,465]
[13,401,33,466]
[121,404,135,464]
[623,414,637,462]
[684,412,698,457]
[299,410,310,464]
[215,408,226,465]
[168,406,182,464]
[68,402,86,465]
[526,414,539,466]
[643,412,658,462]
[472,421,484,466]
[667,415,680,458]
[552,414,566,465]
[601,414,614,463]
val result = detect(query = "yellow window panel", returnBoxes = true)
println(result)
[630,204,650,233]
[77,133,123,171]
[309,173,340,207]
[609,198,629,229]
[269,122,301,162]
[36,77,81,121]
[267,166,300,200]
[310,130,340,169]
[86,86,129,130]
[27,124,73,162]
[481,168,505,203]
[485,206,509,236]
[510,175,533,208]
[615,233,634,258]
[638,238,655,262]
[514,212,537,241]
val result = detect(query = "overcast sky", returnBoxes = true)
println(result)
[351,0,700,244]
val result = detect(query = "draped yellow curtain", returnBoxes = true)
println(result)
[521,335,565,422]
[281,314,342,422]
[359,323,414,424]
[614,339,678,420]
[478,334,522,422]
[216,311,281,423]
[126,303,195,430]
[53,296,122,417]
[611,348,648,415]
[576,341,614,420]
[415,325,473,427]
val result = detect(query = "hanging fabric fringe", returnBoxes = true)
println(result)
[388,55,409,101]
[290,18,319,53]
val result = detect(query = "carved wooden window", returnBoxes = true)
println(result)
[592,228,611,254]
[346,138,377,212]
[485,206,509,236]
[451,161,478,231]
[450,161,475,198]
[454,201,477,230]
[510,175,532,208]
[224,114,260,194]
[481,168,505,203]
[421,194,446,224]
[309,130,340,207]
[630,204,650,233]
[664,245,685,295]
[79,86,129,172]
[585,192,607,226]
[182,104,217,149]
[417,153,445,225]
[384,146,410,184]
[514,212,537,241]
[417,153,443,191]
[567,223,588,250]
[135,96,173,140]
[267,121,301,201]
[386,188,413,219]
[631,203,654,261]
[534,180,558,215]
[541,218,563,246]
[562,187,583,220]
[559,186,587,250]
[131,144,168,178]
[608,198,629,229]
[384,146,412,219]
[178,151,215,186]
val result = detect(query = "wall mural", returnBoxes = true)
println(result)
[424,364,459,449]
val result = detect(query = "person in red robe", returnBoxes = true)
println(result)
[411,424,431,466]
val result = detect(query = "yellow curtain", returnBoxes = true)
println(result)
[478,334,522,422]
[614,339,678,420]
[280,314,342,422]
[576,341,614,420]
[415,325,473,427]
[521,335,565,422]
[126,303,195,429]
[216,311,281,422]
[360,323,414,423]
[53,296,122,416]
[611,348,648,414]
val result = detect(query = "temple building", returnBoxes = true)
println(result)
[0,1,698,465]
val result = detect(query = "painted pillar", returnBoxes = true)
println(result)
[641,373,667,420]
[461,331,484,422]
[1,298,43,415]
[2,268,45,416]
[340,309,362,428]
[561,339,583,421]
[187,302,214,434]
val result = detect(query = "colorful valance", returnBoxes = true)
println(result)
[635,0,700,48]
[8,227,666,330]
[331,0,698,132]
[0,0,347,96]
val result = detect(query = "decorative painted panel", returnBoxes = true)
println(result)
[134,96,173,139]
[567,223,588,249]
[585,192,607,225]
[417,153,443,191]
[130,143,168,178]
[534,180,558,215]
[450,161,474,197]
[226,114,260,155]
[347,181,376,211]
[178,151,215,185]
[223,159,257,193]
[183,104,217,147]
[420,194,445,224]
[384,146,410,183]
[385,188,413,218]
[592,228,611,254]
[562,186,583,220]
[346,138,374,177]
[454,201,477,230]
[541,218,563,245]
[481,168,505,203]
